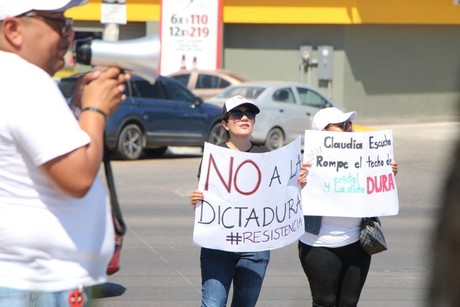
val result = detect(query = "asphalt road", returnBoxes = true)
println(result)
[93,121,459,307]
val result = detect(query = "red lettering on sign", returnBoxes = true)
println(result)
[204,155,262,196]
[234,160,261,195]
[204,153,234,192]
[366,173,395,194]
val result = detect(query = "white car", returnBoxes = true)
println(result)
[208,81,346,150]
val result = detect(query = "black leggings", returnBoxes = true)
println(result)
[298,241,371,307]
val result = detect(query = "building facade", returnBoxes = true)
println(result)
[66,0,460,124]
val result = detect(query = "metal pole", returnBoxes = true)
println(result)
[300,63,304,84]
[328,80,333,99]
[103,23,119,41]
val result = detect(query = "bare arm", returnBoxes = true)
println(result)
[41,68,129,198]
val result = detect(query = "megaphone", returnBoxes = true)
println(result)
[75,35,160,84]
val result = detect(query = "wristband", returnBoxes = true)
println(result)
[81,107,108,121]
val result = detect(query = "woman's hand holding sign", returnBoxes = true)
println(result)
[298,162,311,189]
[391,162,398,176]
[190,190,204,206]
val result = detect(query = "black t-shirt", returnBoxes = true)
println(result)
[197,142,270,178]
[218,141,269,153]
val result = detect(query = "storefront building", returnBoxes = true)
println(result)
[65,0,460,123]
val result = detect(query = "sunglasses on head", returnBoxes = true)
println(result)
[228,110,256,120]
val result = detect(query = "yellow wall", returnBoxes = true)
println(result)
[68,0,161,22]
[223,0,460,25]
[67,0,460,25]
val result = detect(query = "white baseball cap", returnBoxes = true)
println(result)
[222,95,260,118]
[312,107,357,130]
[0,0,87,21]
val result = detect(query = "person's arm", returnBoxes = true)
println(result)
[41,68,129,198]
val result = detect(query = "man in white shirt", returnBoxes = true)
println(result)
[0,0,129,305]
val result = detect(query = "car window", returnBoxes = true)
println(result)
[273,88,295,104]
[296,87,326,108]
[129,79,164,99]
[162,79,197,102]
[57,79,77,99]
[218,78,230,88]
[196,74,219,89]
[217,86,265,99]
[170,74,190,87]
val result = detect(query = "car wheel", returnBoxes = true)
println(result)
[207,123,226,145]
[144,147,168,156]
[116,124,144,160]
[265,127,285,151]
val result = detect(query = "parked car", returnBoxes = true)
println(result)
[58,75,226,160]
[167,69,250,100]
[207,81,346,150]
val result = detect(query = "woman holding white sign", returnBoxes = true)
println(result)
[190,95,309,307]
[298,107,398,307]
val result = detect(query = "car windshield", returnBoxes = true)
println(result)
[170,74,190,87]
[216,86,265,100]
[162,78,198,102]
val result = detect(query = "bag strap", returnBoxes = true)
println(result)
[103,146,127,236]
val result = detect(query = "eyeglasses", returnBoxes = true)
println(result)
[20,13,73,35]
[326,120,352,131]
[228,110,256,120]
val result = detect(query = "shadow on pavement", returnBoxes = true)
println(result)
[92,282,126,298]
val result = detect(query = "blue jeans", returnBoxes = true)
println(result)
[200,247,270,307]
[0,286,92,307]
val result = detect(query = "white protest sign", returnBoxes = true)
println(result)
[302,129,399,217]
[193,137,305,252]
